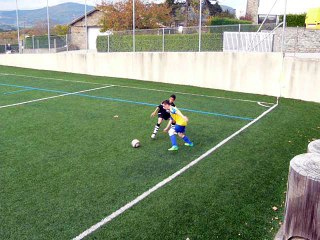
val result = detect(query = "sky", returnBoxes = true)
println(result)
[0,0,99,11]
[0,0,319,15]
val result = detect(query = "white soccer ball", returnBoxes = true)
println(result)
[131,139,140,148]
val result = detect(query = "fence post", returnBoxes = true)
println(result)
[162,28,165,52]
[32,35,35,52]
[107,34,110,53]
[238,24,241,51]
[66,34,69,52]
[54,39,57,49]
[198,0,203,52]
[37,40,39,53]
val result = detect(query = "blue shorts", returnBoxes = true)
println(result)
[175,125,186,133]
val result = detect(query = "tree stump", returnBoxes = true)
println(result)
[283,153,320,240]
[308,140,320,154]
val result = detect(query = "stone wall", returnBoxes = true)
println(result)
[246,0,259,24]
[274,27,320,53]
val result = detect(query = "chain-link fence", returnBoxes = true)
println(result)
[0,39,19,54]
[96,24,278,53]
[23,35,68,53]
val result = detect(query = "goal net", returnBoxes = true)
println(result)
[223,32,275,52]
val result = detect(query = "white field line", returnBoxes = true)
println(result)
[0,73,103,85]
[0,85,114,109]
[73,102,279,240]
[258,102,273,108]
[0,73,274,105]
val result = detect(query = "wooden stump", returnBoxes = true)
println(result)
[283,153,320,240]
[308,140,320,154]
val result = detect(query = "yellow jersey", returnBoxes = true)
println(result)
[170,106,187,126]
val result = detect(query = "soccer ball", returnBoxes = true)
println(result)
[131,139,140,148]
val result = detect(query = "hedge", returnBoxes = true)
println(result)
[210,17,252,26]
[97,33,224,52]
[280,14,306,27]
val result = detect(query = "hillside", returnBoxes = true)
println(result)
[0,2,94,30]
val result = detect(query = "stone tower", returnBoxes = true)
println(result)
[246,0,259,24]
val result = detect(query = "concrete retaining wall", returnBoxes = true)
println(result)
[0,52,319,103]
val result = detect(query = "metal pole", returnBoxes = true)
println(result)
[133,0,135,52]
[162,28,165,52]
[238,24,241,51]
[15,0,20,53]
[107,34,110,52]
[46,0,51,53]
[66,34,69,52]
[32,35,35,51]
[198,0,202,52]
[281,0,288,53]
[85,0,88,51]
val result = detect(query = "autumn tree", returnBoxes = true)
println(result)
[98,0,173,31]
[0,31,18,44]
[53,25,69,35]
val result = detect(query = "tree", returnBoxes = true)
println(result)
[98,0,173,31]
[212,2,222,15]
[53,25,69,35]
[28,21,50,36]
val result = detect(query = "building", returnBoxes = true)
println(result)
[249,0,320,25]
[69,9,105,50]
[246,0,259,24]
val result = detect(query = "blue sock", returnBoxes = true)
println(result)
[170,135,178,146]
[182,136,192,144]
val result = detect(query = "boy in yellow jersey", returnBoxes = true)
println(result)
[162,100,193,151]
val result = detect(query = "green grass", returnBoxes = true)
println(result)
[0,65,319,239]
[97,33,223,52]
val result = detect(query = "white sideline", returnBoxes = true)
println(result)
[258,102,273,108]
[0,85,114,109]
[0,73,103,85]
[73,102,279,240]
[0,73,274,105]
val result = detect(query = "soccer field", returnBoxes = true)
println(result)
[0,65,319,240]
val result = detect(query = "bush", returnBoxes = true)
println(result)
[97,33,223,52]
[280,14,306,27]
[210,17,252,26]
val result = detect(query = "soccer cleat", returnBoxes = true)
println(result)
[151,133,156,139]
[168,145,179,151]
[184,142,194,147]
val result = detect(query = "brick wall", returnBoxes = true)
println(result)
[274,27,320,53]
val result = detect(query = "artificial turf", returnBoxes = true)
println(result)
[0,65,319,239]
